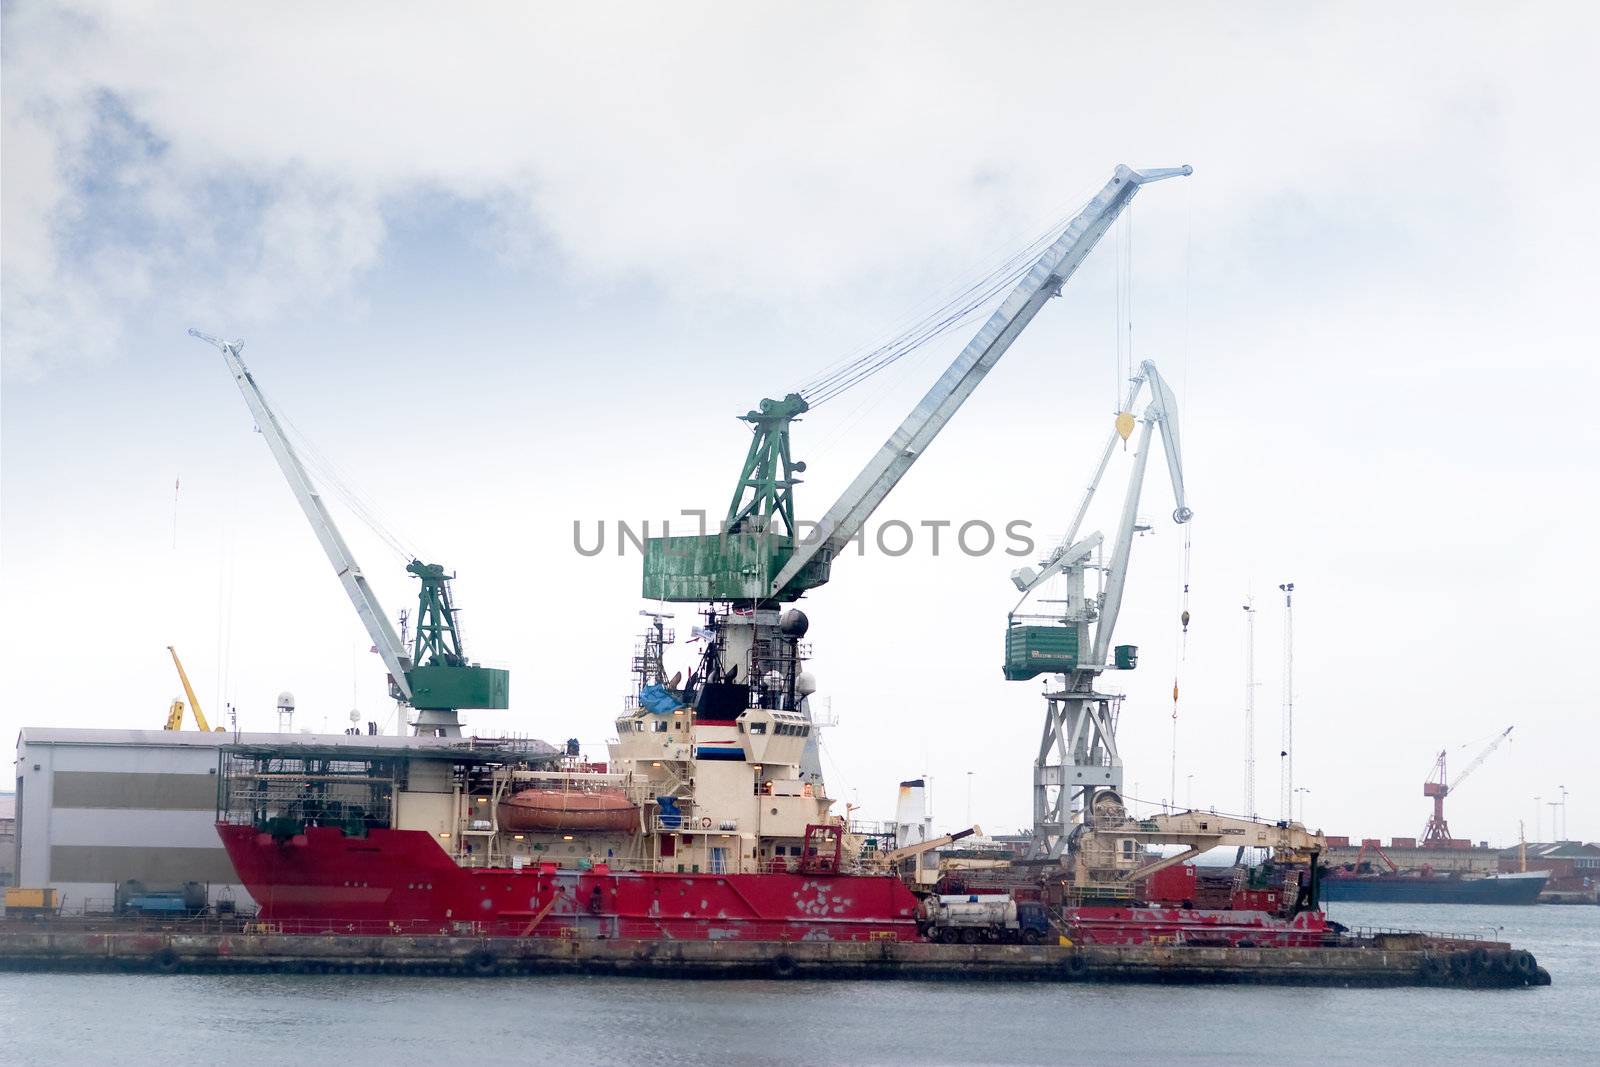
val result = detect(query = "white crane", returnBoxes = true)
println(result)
[646,165,1192,730]
[1006,359,1191,859]
[189,330,415,717]
[193,331,510,738]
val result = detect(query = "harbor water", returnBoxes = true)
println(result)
[2,903,1595,1065]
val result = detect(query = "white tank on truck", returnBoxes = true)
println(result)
[921,893,1049,944]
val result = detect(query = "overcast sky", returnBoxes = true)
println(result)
[4,2,1597,845]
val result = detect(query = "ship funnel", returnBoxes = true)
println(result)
[895,779,934,847]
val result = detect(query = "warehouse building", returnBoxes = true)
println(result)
[13,728,253,913]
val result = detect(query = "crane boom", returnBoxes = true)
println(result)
[769,163,1192,597]
[166,646,216,732]
[188,330,414,702]
[1452,726,1514,792]
[1092,360,1189,662]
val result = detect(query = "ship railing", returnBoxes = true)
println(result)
[1337,924,1491,945]
[1062,883,1138,905]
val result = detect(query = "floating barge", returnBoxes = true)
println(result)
[0,921,1550,988]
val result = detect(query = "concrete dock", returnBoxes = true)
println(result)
[0,925,1550,988]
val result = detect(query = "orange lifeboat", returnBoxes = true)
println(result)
[498,789,639,833]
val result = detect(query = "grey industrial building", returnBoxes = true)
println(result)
[13,728,254,912]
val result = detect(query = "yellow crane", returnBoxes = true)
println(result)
[163,646,222,732]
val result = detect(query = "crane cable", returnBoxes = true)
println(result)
[796,227,1061,407]
[792,180,1108,408]
[259,382,421,564]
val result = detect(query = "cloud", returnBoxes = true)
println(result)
[2,1,1595,384]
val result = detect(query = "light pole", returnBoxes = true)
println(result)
[1295,786,1311,826]
[1548,802,1561,842]
[1243,597,1257,819]
[966,771,974,828]
[1279,582,1295,822]
[1559,785,1568,841]
[1534,796,1542,842]
[1187,774,1195,810]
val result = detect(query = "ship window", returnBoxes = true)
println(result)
[653,721,668,733]
[673,721,682,730]
[801,727,810,736]
[749,723,767,735]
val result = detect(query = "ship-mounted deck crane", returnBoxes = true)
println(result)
[1070,798,1325,910]
[1007,359,1191,860]
[639,164,1192,727]
[1421,725,1513,844]
[189,330,508,737]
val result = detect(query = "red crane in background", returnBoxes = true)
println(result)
[1422,726,1514,844]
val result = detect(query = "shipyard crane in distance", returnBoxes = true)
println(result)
[1006,359,1190,859]
[639,164,1192,728]
[163,646,221,732]
[1422,725,1513,845]
[189,330,508,737]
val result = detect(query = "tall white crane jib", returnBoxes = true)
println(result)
[193,330,509,737]
[189,329,415,706]
[771,165,1194,597]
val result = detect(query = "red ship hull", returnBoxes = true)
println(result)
[218,823,922,941]
[1068,905,1329,947]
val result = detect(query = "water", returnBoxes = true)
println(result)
[3,903,1596,1066]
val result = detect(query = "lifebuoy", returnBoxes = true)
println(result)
[1066,953,1090,977]
[700,817,713,829]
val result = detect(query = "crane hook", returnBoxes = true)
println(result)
[1115,411,1135,448]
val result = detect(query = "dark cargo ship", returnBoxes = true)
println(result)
[1321,869,1547,904]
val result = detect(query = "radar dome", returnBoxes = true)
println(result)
[779,609,810,637]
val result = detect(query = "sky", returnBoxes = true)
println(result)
[3,2,1598,846]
